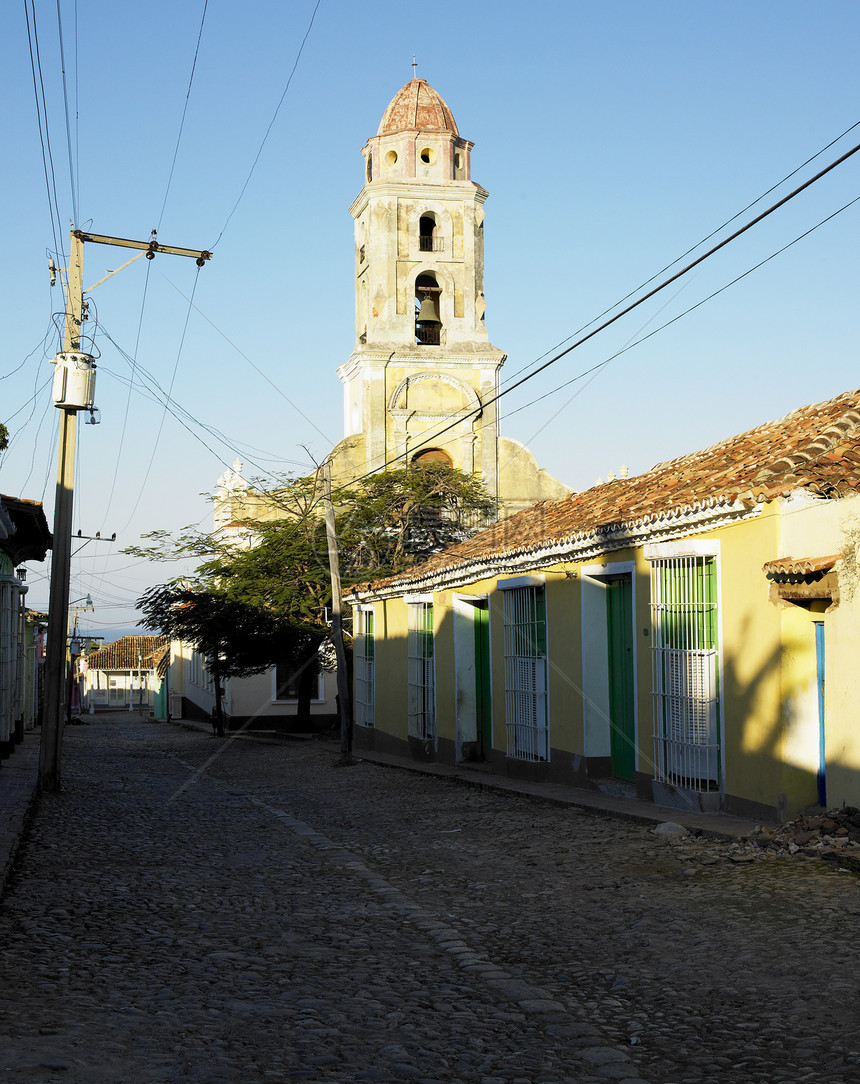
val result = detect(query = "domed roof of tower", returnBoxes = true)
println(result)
[377,78,459,136]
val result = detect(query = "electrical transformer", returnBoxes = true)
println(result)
[52,352,96,410]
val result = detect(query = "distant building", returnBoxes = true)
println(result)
[167,638,336,732]
[0,495,51,752]
[81,635,168,713]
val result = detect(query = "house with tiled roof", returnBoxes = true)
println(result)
[81,635,169,713]
[0,495,51,752]
[345,389,860,822]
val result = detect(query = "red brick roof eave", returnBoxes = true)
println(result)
[763,553,842,577]
[345,387,860,601]
[344,492,768,601]
[86,635,168,672]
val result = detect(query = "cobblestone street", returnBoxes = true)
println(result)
[1,716,858,1084]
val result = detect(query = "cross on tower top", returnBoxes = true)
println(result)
[412,55,417,78]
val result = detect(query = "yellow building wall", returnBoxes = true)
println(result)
[373,597,409,735]
[707,507,785,815]
[774,603,822,813]
[822,590,860,807]
[544,573,584,756]
[356,493,860,818]
[775,491,860,811]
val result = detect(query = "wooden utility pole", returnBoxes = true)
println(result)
[322,461,352,764]
[39,229,211,792]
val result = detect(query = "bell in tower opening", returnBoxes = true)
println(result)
[415,276,441,345]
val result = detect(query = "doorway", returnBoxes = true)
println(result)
[454,596,491,761]
[606,576,635,781]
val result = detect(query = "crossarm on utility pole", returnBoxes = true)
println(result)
[73,230,212,262]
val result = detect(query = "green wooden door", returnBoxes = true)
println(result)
[606,576,635,781]
[473,601,491,757]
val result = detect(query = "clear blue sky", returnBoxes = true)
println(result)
[4,0,859,636]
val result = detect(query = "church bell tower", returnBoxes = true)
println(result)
[331,77,570,515]
[335,78,505,494]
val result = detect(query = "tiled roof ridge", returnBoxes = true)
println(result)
[345,387,860,599]
[86,634,168,671]
[763,553,842,577]
[650,389,860,474]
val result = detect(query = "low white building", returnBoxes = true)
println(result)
[168,638,337,732]
[81,635,168,713]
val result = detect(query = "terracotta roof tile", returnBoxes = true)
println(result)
[86,635,168,672]
[351,388,860,597]
[763,554,842,577]
[377,79,459,136]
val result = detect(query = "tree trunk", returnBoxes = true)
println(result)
[296,651,316,731]
[213,667,226,738]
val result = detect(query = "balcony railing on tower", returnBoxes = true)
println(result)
[415,324,441,345]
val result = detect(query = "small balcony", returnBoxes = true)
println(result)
[419,236,443,252]
[415,325,441,346]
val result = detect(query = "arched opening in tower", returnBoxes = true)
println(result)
[419,214,440,252]
[412,448,453,467]
[415,274,441,346]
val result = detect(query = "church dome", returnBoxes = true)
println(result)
[377,79,459,137]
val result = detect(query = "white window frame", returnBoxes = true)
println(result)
[647,542,722,793]
[407,599,436,741]
[500,581,549,762]
[272,663,325,704]
[354,607,375,728]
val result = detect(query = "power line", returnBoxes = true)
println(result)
[73,0,79,215]
[98,258,154,526]
[323,138,860,498]
[23,0,63,258]
[118,268,204,530]
[94,324,313,484]
[1,321,54,382]
[157,0,209,230]
[55,0,79,225]
[160,272,336,446]
[497,118,860,393]
[210,0,322,248]
[505,195,860,433]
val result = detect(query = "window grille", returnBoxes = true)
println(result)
[503,586,548,761]
[354,610,375,728]
[275,657,322,702]
[650,556,720,791]
[407,602,435,740]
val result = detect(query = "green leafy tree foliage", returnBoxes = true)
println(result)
[137,582,304,736]
[202,503,332,728]
[0,423,8,453]
[132,464,496,735]
[131,476,333,732]
[340,462,496,580]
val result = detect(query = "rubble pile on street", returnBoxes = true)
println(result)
[745,807,860,870]
[654,808,860,872]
